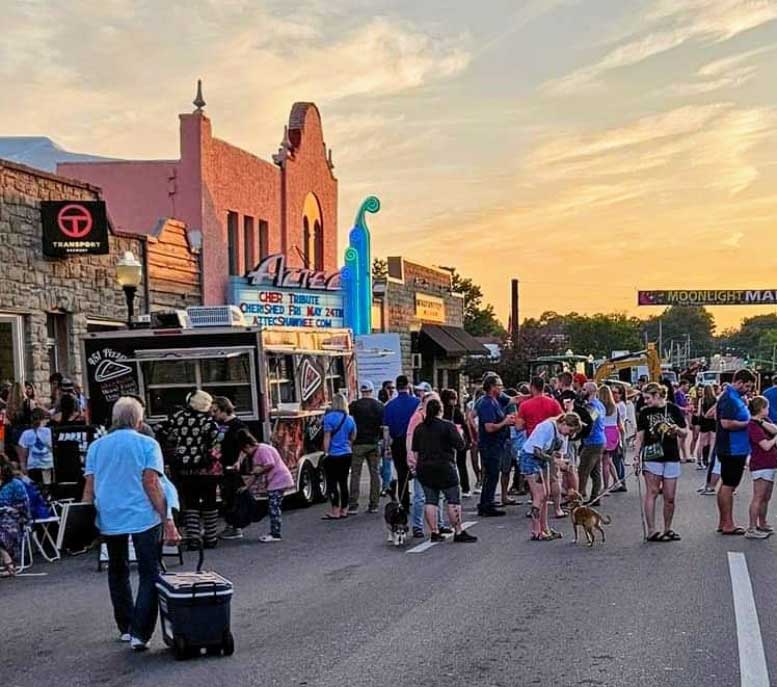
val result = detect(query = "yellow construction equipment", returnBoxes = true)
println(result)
[594,343,661,384]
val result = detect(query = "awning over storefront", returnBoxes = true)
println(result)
[418,324,489,357]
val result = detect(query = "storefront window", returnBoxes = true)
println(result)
[46,313,70,378]
[0,315,23,384]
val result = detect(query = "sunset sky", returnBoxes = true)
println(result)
[3,0,777,331]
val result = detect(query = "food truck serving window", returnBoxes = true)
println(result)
[137,347,258,420]
[267,354,297,410]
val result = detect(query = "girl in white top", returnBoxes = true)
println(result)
[598,386,624,492]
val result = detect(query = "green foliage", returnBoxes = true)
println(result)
[444,267,507,338]
[642,306,715,357]
[718,314,777,361]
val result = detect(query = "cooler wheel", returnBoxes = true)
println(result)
[222,631,235,657]
[174,636,188,661]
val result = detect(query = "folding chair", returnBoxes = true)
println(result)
[18,502,63,570]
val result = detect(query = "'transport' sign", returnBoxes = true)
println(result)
[638,290,777,306]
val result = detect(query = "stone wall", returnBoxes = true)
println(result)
[0,160,147,397]
[381,257,465,373]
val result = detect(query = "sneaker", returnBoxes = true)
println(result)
[130,637,148,652]
[119,633,131,642]
[695,463,706,471]
[413,528,424,539]
[462,491,472,498]
[430,532,445,543]
[700,487,716,495]
[745,528,770,540]
[453,530,478,543]
[473,487,482,495]
[367,506,379,514]
[259,534,282,543]
[438,526,454,535]
[347,504,359,514]
[219,527,244,540]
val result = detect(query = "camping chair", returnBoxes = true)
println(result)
[19,500,63,571]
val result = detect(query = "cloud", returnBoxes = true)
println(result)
[543,0,777,95]
[0,4,470,158]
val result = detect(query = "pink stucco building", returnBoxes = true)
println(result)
[59,98,338,305]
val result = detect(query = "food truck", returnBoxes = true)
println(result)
[81,316,357,505]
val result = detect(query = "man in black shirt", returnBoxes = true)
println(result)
[212,397,247,539]
[349,381,387,514]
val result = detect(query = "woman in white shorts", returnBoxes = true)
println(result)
[633,383,688,542]
[745,396,777,539]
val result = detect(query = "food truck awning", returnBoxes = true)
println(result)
[419,324,489,357]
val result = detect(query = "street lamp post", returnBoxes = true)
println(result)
[116,251,143,328]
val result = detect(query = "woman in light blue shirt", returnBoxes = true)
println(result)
[322,393,357,520]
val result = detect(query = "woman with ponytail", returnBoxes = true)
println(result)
[411,398,477,544]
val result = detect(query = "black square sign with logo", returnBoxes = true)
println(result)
[41,200,109,256]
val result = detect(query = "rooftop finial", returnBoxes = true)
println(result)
[193,79,206,112]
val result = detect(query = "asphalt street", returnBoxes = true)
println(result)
[3,464,776,687]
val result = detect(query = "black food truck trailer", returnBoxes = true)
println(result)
[81,322,357,504]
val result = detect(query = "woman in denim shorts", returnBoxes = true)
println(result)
[520,413,583,541]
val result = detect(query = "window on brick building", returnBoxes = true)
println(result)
[313,220,323,271]
[302,216,311,268]
[227,211,239,276]
[243,215,255,272]
[258,220,269,260]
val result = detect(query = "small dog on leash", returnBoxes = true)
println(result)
[384,479,409,547]
[565,489,612,547]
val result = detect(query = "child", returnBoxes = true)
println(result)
[236,430,293,543]
[17,408,54,486]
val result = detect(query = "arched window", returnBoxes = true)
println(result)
[302,216,311,268]
[302,193,323,270]
[313,220,323,270]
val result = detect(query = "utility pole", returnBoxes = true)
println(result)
[510,278,519,344]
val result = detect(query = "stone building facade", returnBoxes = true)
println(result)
[373,257,485,391]
[0,160,201,399]
[59,98,338,306]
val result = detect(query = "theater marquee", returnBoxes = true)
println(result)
[638,290,777,306]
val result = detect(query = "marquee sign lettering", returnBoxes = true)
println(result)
[246,253,340,291]
[231,254,344,329]
[41,200,109,256]
[638,290,777,306]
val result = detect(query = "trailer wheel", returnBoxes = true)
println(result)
[174,636,188,661]
[314,463,328,503]
[297,463,316,506]
[222,632,235,657]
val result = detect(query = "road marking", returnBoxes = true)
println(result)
[728,552,770,687]
[407,521,477,554]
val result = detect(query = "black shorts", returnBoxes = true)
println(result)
[719,454,747,488]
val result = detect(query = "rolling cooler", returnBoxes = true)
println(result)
[156,545,235,660]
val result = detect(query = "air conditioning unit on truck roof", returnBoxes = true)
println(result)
[186,305,246,328]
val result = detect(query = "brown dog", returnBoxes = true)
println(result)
[565,489,612,547]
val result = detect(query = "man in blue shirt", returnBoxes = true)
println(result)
[716,370,756,534]
[383,375,420,510]
[83,397,180,651]
[763,378,777,424]
[476,374,515,516]
[578,382,606,503]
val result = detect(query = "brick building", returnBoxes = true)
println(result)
[372,257,486,390]
[0,160,200,397]
[58,94,338,306]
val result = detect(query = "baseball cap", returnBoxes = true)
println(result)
[360,380,375,392]
[415,381,432,393]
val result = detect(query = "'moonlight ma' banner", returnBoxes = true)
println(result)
[638,290,777,306]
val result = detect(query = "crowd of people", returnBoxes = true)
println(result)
[2,363,776,653]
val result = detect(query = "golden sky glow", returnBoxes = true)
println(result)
[3,0,776,331]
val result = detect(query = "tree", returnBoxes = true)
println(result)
[642,306,715,359]
[565,313,643,359]
[720,314,777,360]
[443,268,507,338]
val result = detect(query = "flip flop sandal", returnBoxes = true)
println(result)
[661,530,682,541]
[646,532,663,542]
[321,514,341,520]
[530,532,552,541]
[721,527,746,536]
[547,529,563,539]
[757,526,775,533]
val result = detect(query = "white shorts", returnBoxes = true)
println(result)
[752,469,777,482]
[644,461,681,479]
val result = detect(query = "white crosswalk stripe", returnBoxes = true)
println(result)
[406,521,478,554]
